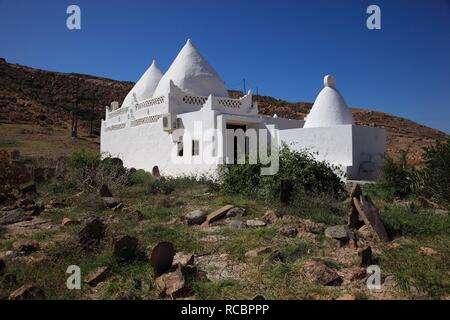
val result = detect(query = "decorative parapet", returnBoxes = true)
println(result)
[108,107,128,119]
[182,95,208,105]
[130,114,162,127]
[136,96,165,110]
[104,123,126,132]
[217,97,242,109]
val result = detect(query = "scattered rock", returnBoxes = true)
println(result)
[21,183,37,196]
[206,205,234,223]
[84,266,110,287]
[226,207,246,218]
[113,235,138,262]
[172,252,195,268]
[199,235,226,244]
[127,210,144,222]
[12,240,40,255]
[102,197,121,209]
[0,209,33,225]
[149,242,175,276]
[262,210,280,224]
[419,246,437,256]
[409,286,429,299]
[297,219,325,234]
[302,260,342,286]
[324,225,351,241]
[183,209,207,225]
[353,195,389,242]
[155,266,190,297]
[346,268,367,281]
[245,247,272,258]
[246,219,266,228]
[336,293,356,300]
[78,217,106,248]
[45,200,65,209]
[279,225,298,237]
[9,284,45,300]
[99,184,113,198]
[227,219,247,229]
[61,217,80,226]
[252,295,266,300]
[358,246,373,267]
[194,253,246,281]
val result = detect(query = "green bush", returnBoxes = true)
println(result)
[381,206,450,237]
[411,139,450,206]
[373,140,450,206]
[218,146,345,202]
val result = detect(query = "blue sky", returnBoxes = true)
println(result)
[0,0,449,133]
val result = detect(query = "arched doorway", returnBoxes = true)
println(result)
[152,166,161,178]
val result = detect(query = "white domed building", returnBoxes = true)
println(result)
[101,39,385,180]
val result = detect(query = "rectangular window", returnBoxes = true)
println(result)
[192,140,199,156]
[177,140,184,157]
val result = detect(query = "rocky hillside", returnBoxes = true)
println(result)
[1,58,448,164]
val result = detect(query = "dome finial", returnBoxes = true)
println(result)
[186,38,192,45]
[324,75,336,88]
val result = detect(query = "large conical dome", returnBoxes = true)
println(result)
[153,39,228,98]
[303,75,354,128]
[122,59,163,107]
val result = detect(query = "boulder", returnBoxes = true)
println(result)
[0,209,33,225]
[99,184,113,198]
[183,210,207,225]
[61,217,80,226]
[358,246,373,267]
[246,219,266,228]
[419,246,438,256]
[297,218,325,234]
[172,252,195,268]
[227,219,247,229]
[127,210,144,222]
[279,226,298,237]
[324,225,351,241]
[9,284,45,300]
[302,260,342,286]
[12,240,40,255]
[155,266,189,297]
[353,195,389,242]
[78,217,106,248]
[113,235,138,262]
[226,207,246,218]
[102,197,121,209]
[262,210,280,224]
[149,242,175,276]
[245,247,272,258]
[21,183,37,196]
[84,267,110,287]
[206,205,234,223]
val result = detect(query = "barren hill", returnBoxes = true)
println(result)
[0,58,447,164]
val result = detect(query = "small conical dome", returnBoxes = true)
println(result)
[153,39,228,98]
[122,59,163,107]
[303,75,354,128]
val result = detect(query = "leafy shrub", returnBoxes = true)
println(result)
[373,140,450,206]
[411,139,450,206]
[67,150,129,193]
[218,160,262,196]
[219,146,345,202]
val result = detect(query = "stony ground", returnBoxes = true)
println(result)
[1,179,449,300]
